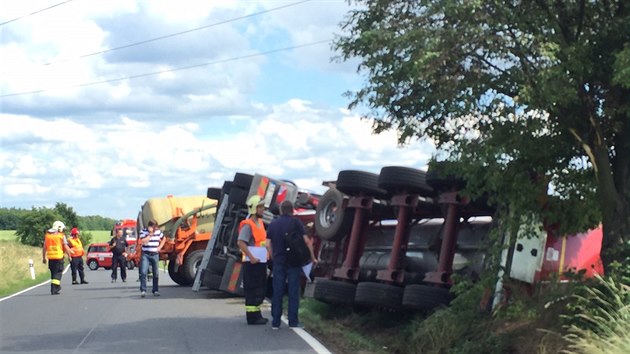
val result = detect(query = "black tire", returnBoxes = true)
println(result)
[182,249,205,285]
[336,170,387,198]
[87,259,98,271]
[402,284,452,310]
[207,187,222,200]
[228,187,249,206]
[426,162,466,192]
[315,189,353,241]
[312,278,356,305]
[168,259,189,286]
[354,282,403,310]
[208,255,228,275]
[378,166,434,196]
[233,173,254,189]
[221,181,233,195]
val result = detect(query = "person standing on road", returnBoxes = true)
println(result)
[42,221,74,295]
[237,195,269,325]
[139,220,165,297]
[266,200,317,329]
[67,227,88,285]
[109,229,128,283]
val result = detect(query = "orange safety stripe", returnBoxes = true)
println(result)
[227,262,242,293]
[257,177,269,199]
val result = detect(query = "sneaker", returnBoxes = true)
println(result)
[272,326,279,330]
[111,278,116,283]
[72,281,79,285]
[289,323,304,328]
[122,279,126,283]
[141,291,146,298]
[153,291,160,297]
[80,281,89,284]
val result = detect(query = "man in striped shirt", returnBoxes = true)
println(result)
[139,220,166,298]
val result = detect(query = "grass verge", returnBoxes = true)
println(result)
[0,240,50,297]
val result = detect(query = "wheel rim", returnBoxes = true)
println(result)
[318,199,338,229]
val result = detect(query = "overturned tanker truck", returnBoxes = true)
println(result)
[192,166,602,312]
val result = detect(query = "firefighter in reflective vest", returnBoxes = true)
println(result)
[42,221,74,295]
[237,195,269,325]
[68,227,88,285]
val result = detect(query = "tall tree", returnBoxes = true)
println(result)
[15,207,62,247]
[335,1,629,268]
[54,202,80,230]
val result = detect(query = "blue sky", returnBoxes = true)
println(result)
[0,0,435,220]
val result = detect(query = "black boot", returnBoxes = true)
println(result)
[246,311,268,325]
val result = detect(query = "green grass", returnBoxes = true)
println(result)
[0,230,111,297]
[88,230,112,243]
[0,230,17,241]
[0,240,50,297]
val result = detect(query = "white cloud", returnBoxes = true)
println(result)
[0,1,435,219]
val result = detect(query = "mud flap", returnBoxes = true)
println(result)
[220,256,244,296]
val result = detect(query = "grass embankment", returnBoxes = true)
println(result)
[0,230,111,298]
[299,281,570,354]
[0,239,50,297]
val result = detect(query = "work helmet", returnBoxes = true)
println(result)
[71,227,79,235]
[246,195,264,215]
[52,221,66,232]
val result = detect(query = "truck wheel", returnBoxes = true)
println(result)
[87,259,98,271]
[313,278,356,305]
[315,189,353,241]
[228,187,249,206]
[207,187,222,200]
[402,284,452,310]
[354,282,403,310]
[426,162,466,192]
[336,170,388,198]
[168,259,189,286]
[182,249,205,285]
[378,166,434,196]
[233,173,254,189]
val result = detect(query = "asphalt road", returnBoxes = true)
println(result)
[0,266,330,354]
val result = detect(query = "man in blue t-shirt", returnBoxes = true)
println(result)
[266,200,317,329]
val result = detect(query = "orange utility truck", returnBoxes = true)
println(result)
[130,195,217,286]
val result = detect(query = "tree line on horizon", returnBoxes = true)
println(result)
[0,206,117,231]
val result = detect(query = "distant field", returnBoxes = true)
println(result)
[0,230,111,243]
[89,230,112,243]
[0,230,16,241]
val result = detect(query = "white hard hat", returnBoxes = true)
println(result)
[52,220,66,232]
